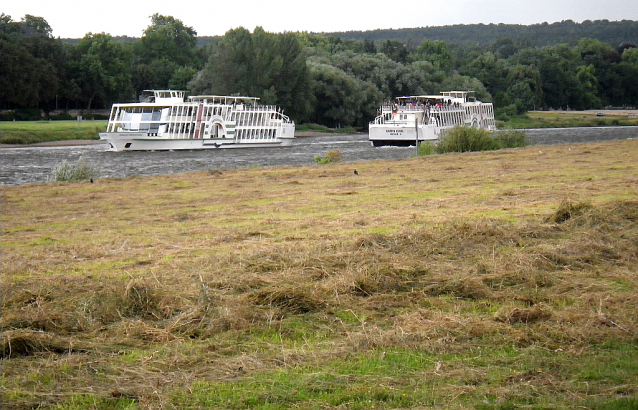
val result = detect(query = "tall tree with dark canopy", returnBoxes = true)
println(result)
[190,27,312,121]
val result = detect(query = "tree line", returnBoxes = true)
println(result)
[1,13,637,127]
[329,19,638,49]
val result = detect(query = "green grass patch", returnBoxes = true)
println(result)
[296,123,357,134]
[499,111,638,129]
[0,120,106,144]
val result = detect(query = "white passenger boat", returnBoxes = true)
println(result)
[99,90,295,151]
[368,91,496,147]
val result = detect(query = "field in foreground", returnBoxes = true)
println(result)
[2,139,638,409]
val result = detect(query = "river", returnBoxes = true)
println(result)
[1,127,637,187]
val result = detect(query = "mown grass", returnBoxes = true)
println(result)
[0,120,106,144]
[2,139,638,409]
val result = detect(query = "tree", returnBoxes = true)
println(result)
[491,37,519,59]
[363,38,376,54]
[622,48,638,65]
[69,33,133,109]
[380,40,408,63]
[20,14,52,36]
[322,51,406,98]
[0,38,41,108]
[575,65,602,109]
[461,52,508,101]
[0,14,66,110]
[190,27,311,121]
[512,45,582,109]
[169,66,198,90]
[412,40,454,72]
[502,65,543,113]
[438,75,492,103]
[308,61,383,127]
[132,14,202,95]
[138,14,198,66]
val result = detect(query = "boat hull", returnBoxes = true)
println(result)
[99,132,294,151]
[368,91,496,147]
[368,125,441,146]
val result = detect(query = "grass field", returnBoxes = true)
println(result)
[503,110,638,129]
[0,120,106,145]
[2,139,638,409]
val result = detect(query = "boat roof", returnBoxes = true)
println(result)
[143,89,186,96]
[395,91,475,101]
[188,95,260,104]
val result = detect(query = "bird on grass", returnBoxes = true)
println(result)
[354,169,359,176]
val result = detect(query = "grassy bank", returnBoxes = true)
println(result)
[2,139,638,409]
[294,123,358,135]
[0,121,352,145]
[0,120,106,145]
[501,110,638,129]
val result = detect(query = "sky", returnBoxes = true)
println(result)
[3,0,638,39]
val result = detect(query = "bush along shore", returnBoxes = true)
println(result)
[2,139,638,409]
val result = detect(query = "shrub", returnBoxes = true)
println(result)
[494,129,529,148]
[12,109,43,121]
[495,104,518,121]
[47,112,74,121]
[49,156,100,182]
[436,126,499,154]
[417,141,435,156]
[315,149,344,164]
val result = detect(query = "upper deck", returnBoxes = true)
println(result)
[139,90,186,104]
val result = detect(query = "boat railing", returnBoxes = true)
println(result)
[380,104,465,114]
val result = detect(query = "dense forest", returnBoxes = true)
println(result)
[328,20,638,49]
[1,14,637,127]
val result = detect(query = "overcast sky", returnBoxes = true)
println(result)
[3,0,638,39]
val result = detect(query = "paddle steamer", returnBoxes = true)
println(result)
[369,91,496,147]
[100,90,295,151]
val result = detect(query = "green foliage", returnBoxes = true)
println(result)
[130,14,202,95]
[139,14,198,66]
[169,66,198,90]
[48,156,100,182]
[412,39,454,71]
[314,149,344,164]
[622,48,638,65]
[434,125,529,154]
[2,15,638,133]
[494,129,528,148]
[380,40,408,63]
[417,141,435,156]
[308,60,383,127]
[1,109,42,121]
[190,27,312,121]
[69,33,133,109]
[436,126,499,153]
[296,123,357,134]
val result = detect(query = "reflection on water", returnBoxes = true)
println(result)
[1,128,637,187]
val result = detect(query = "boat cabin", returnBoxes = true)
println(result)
[140,90,186,104]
